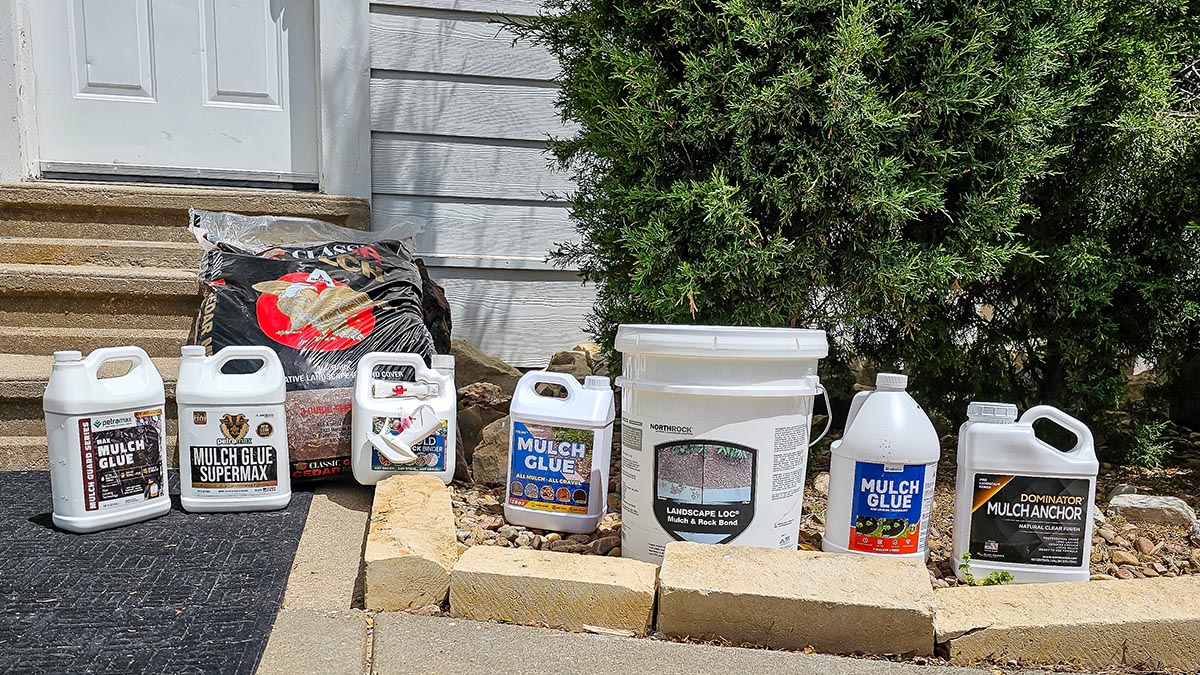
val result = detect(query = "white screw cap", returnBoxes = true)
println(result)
[181,345,206,358]
[967,401,1018,423]
[584,375,611,390]
[875,372,908,391]
[431,354,455,371]
[53,350,83,363]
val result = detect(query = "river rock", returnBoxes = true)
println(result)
[812,472,830,497]
[1107,494,1199,530]
[471,416,510,487]
[452,340,522,396]
[1106,484,1139,503]
[1112,550,1140,566]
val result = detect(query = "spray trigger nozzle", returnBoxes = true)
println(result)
[372,379,440,400]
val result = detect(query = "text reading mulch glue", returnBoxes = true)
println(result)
[177,345,292,513]
[44,347,171,533]
[823,373,939,558]
[504,371,614,534]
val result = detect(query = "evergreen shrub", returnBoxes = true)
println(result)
[519,0,1200,461]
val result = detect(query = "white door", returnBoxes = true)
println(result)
[29,0,319,184]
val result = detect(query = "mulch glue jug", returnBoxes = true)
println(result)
[504,371,615,534]
[352,352,457,485]
[177,345,291,513]
[823,373,939,558]
[953,403,1097,584]
[44,347,171,533]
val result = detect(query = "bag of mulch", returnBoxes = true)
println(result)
[189,209,436,480]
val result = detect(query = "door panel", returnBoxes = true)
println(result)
[70,0,155,100]
[31,0,318,181]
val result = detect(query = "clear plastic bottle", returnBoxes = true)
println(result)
[953,403,1097,584]
[822,373,939,558]
[504,371,615,534]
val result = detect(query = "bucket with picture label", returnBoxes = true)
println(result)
[614,325,829,564]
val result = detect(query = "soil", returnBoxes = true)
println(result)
[702,449,753,490]
[656,446,704,487]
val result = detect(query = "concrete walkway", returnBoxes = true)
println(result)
[255,481,1033,675]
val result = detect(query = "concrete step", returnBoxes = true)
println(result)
[3,236,204,268]
[0,326,189,356]
[0,263,201,329]
[0,181,370,237]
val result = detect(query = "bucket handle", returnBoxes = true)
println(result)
[1019,405,1093,455]
[809,383,832,448]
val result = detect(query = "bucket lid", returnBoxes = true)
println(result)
[614,324,828,359]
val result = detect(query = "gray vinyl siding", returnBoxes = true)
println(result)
[368,1,592,366]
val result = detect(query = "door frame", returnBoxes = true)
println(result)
[0,0,370,200]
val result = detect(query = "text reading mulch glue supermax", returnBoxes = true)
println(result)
[507,421,593,514]
[849,462,935,554]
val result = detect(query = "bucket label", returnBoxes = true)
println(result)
[969,473,1091,567]
[79,408,165,511]
[507,421,594,515]
[370,416,448,472]
[848,462,935,555]
[186,409,283,494]
[653,440,757,544]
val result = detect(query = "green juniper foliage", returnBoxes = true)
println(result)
[518,0,1200,455]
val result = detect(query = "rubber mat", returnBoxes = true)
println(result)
[0,472,312,675]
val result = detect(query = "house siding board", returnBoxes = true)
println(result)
[369,0,588,365]
[370,78,572,141]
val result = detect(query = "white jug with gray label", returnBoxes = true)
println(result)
[177,345,291,512]
[952,403,1098,584]
[44,347,171,533]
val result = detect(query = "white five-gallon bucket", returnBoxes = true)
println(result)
[615,325,829,563]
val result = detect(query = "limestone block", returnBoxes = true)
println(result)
[935,576,1200,670]
[657,542,934,656]
[364,475,458,610]
[450,546,658,634]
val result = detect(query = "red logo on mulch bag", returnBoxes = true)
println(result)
[253,270,376,351]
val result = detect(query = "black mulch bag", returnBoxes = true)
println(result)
[189,210,436,481]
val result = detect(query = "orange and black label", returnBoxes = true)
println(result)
[969,474,1091,567]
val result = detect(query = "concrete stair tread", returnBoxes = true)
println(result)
[1,236,201,250]
[0,326,190,357]
[0,262,201,297]
[0,352,181,387]
[2,236,204,269]
[0,435,181,471]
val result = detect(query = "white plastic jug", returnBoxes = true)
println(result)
[615,324,830,563]
[823,373,939,558]
[953,403,1098,584]
[177,345,291,513]
[44,347,171,533]
[352,352,457,485]
[504,371,615,534]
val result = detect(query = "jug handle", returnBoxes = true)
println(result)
[356,352,431,401]
[211,346,282,385]
[1019,405,1093,454]
[84,346,153,390]
[519,371,581,404]
[809,382,832,448]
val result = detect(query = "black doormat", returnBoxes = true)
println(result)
[0,472,312,675]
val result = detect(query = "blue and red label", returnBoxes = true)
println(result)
[849,461,930,554]
[507,421,594,514]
